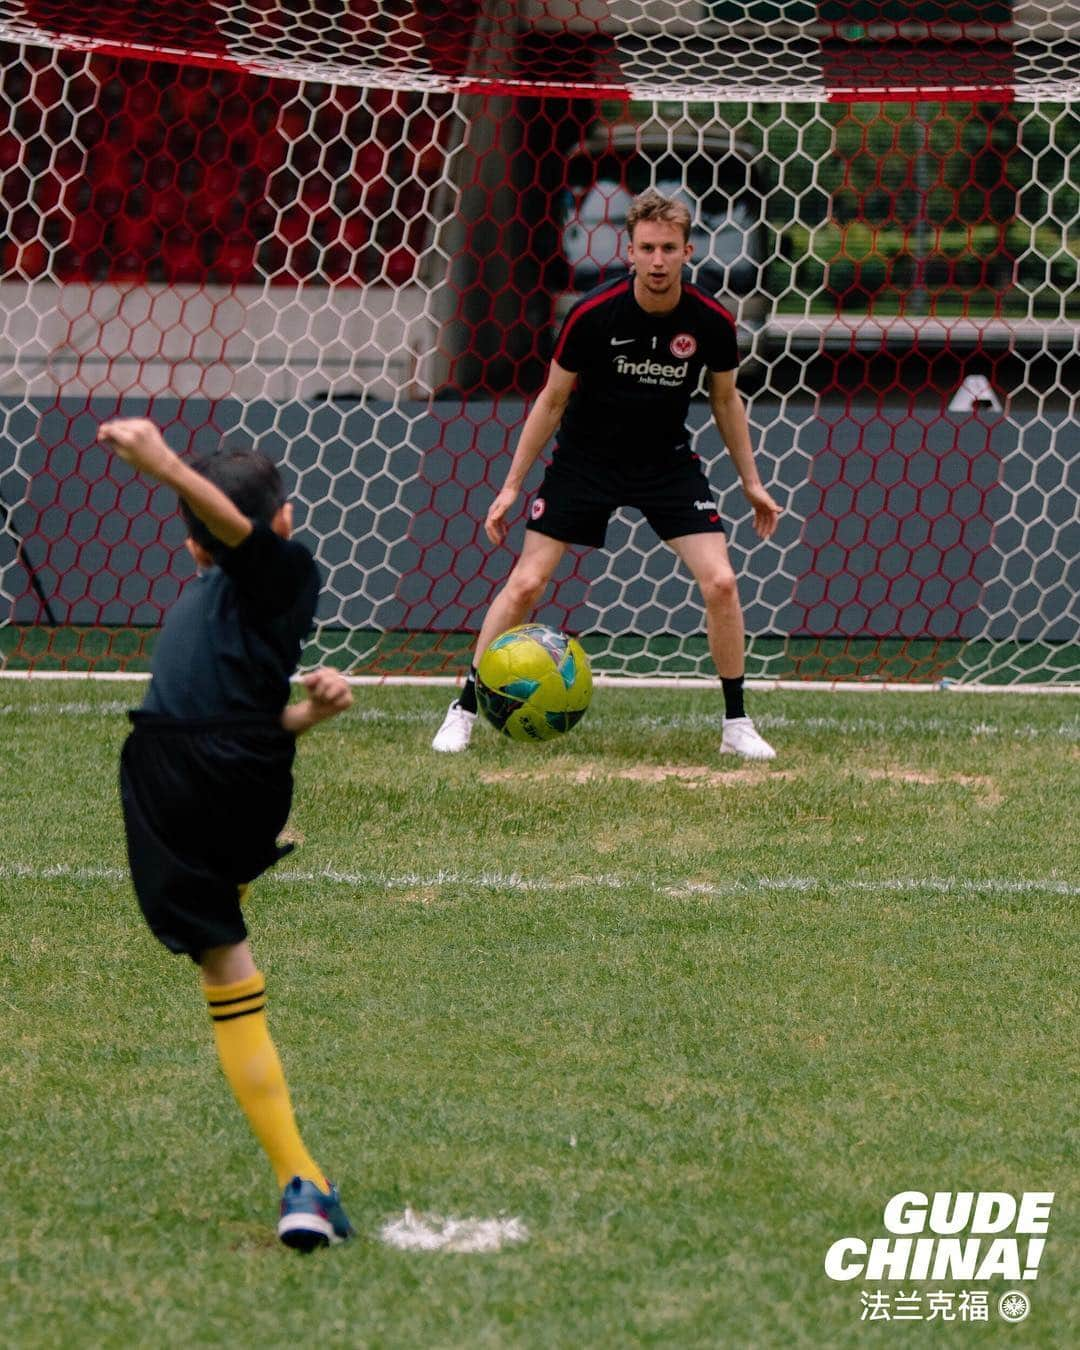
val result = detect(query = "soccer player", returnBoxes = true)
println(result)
[433,188,782,758]
[97,417,354,1252]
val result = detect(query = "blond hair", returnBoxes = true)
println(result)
[626,188,692,244]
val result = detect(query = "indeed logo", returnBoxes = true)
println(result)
[614,356,688,379]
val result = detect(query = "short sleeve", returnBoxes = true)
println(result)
[551,300,595,374]
[217,521,318,619]
[703,309,739,373]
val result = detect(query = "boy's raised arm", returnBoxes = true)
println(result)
[98,418,252,550]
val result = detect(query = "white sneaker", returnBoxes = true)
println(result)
[720,716,776,761]
[432,700,477,753]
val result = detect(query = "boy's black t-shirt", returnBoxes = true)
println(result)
[551,276,740,465]
[142,522,319,720]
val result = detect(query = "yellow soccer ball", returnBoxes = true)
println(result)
[476,624,592,743]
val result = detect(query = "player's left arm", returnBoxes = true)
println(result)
[708,370,781,540]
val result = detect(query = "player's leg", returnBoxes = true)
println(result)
[433,530,568,752]
[122,724,351,1249]
[200,936,353,1250]
[668,531,776,760]
[667,531,745,676]
[474,529,569,664]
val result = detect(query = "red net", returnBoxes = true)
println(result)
[0,5,1076,685]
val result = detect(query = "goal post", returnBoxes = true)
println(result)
[0,2,1076,687]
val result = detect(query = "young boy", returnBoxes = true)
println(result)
[98,417,353,1252]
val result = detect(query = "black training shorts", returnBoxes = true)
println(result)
[525,444,726,550]
[119,712,297,960]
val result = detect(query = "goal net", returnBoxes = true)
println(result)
[0,2,1076,686]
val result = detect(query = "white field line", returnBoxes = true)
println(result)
[0,670,152,682]
[343,676,1077,697]
[0,700,132,716]
[379,1209,528,1254]
[0,670,1077,695]
[1,699,1076,741]
[2,861,1076,898]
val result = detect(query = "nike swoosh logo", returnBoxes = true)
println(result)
[610,338,635,346]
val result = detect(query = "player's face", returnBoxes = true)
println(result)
[628,219,692,298]
[271,500,294,540]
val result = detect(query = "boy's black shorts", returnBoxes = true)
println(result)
[119,712,297,960]
[525,444,727,550]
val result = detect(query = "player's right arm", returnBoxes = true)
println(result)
[97,418,252,550]
[485,360,577,546]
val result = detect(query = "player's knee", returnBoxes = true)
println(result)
[700,570,739,609]
[199,940,257,986]
[506,569,549,609]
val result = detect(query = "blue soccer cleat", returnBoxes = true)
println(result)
[277,1176,354,1252]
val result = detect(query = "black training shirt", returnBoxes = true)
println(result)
[142,521,320,720]
[552,276,739,462]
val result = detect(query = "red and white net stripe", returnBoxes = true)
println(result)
[0,2,1078,103]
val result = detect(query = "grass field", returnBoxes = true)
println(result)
[2,679,1077,1348]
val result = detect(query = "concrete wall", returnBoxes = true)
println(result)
[1,395,1075,644]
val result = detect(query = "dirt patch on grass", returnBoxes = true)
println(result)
[864,767,1003,807]
[394,888,440,906]
[479,760,1001,804]
[480,761,793,789]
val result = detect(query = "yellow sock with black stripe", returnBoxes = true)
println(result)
[204,972,328,1193]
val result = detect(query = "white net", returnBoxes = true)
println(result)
[0,3,1076,686]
